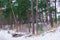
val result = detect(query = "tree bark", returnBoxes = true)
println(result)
[31,0,35,34]
[45,12,48,23]
[45,0,53,27]
[36,0,38,34]
[0,1,2,29]
[55,0,57,23]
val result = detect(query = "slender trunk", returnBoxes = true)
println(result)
[28,23,31,32]
[29,19,31,33]
[19,21,21,31]
[49,10,53,27]
[31,0,35,34]
[39,9,41,22]
[55,0,57,23]
[36,0,38,34]
[0,1,2,29]
[8,0,18,31]
[0,1,2,16]
[45,0,53,27]
[45,12,48,23]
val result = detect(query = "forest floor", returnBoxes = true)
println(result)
[0,25,60,40]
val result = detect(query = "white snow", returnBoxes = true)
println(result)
[0,30,12,40]
[0,26,60,40]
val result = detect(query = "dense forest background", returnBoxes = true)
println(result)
[0,0,60,34]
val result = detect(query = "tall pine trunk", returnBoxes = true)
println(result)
[0,1,2,29]
[31,0,35,34]
[55,0,57,23]
[36,0,38,34]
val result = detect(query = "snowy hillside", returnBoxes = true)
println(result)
[0,26,60,40]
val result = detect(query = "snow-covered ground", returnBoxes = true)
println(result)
[0,26,60,40]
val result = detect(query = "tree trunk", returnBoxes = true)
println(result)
[8,0,18,31]
[36,0,38,34]
[31,0,35,34]
[45,12,48,23]
[55,0,57,23]
[0,1,2,16]
[45,0,53,27]
[0,1,2,29]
